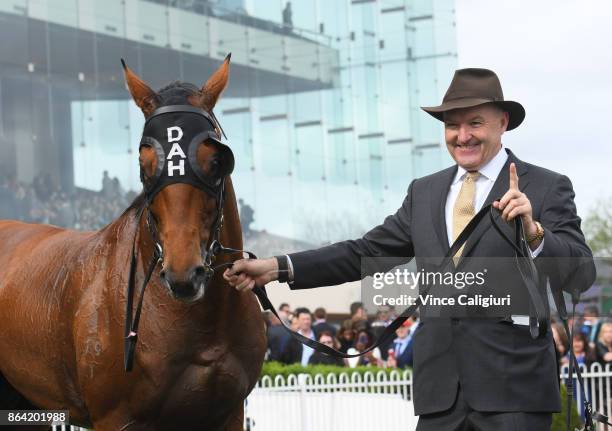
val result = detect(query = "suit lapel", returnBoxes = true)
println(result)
[430,166,457,255]
[460,148,530,259]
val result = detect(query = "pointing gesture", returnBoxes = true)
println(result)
[493,163,540,247]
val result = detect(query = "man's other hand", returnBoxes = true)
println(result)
[223,257,279,292]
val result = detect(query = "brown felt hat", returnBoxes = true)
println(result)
[421,68,525,131]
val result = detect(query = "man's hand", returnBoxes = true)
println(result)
[223,257,279,292]
[493,162,540,248]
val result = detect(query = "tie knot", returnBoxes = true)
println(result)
[464,171,480,183]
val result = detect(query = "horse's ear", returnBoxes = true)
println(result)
[121,59,159,117]
[200,53,231,111]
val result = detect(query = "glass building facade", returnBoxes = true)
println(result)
[0,0,456,244]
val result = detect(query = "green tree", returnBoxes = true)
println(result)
[583,198,612,258]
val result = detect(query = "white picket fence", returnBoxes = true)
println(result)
[559,362,612,421]
[245,370,416,431]
[49,364,612,430]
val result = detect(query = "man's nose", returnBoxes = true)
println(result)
[457,125,471,144]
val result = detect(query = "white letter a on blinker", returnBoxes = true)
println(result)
[167,143,187,160]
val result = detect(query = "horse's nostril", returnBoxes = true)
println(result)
[192,266,206,280]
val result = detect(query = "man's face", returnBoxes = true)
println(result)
[354,307,366,320]
[298,312,312,332]
[444,104,509,171]
[319,335,334,347]
[395,325,409,339]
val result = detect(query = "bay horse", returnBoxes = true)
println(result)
[0,55,266,430]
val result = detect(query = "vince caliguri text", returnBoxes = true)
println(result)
[372,293,512,307]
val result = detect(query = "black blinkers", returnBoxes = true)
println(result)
[138,104,234,202]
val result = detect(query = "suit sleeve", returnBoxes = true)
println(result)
[288,180,417,289]
[537,174,596,295]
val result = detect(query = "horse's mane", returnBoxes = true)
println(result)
[156,81,200,106]
[121,192,146,219]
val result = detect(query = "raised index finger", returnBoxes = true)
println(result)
[509,162,519,190]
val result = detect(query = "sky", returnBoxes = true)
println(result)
[454,0,612,218]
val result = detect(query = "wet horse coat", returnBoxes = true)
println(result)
[0,57,266,430]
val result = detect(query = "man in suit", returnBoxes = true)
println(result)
[225,68,596,430]
[312,307,337,338]
[387,318,420,369]
[279,307,316,365]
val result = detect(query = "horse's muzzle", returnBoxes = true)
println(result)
[160,265,207,302]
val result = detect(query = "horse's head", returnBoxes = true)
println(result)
[123,55,234,303]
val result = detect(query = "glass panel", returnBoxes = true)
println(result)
[0,0,456,244]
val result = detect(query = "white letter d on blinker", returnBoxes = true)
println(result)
[167,126,183,143]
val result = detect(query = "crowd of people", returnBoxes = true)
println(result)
[552,305,612,369]
[264,302,420,369]
[0,172,135,231]
[265,302,612,373]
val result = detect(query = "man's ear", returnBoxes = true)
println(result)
[200,53,231,111]
[121,59,159,117]
[501,111,510,133]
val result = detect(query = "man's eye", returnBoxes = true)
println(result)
[445,123,457,129]
[471,121,482,127]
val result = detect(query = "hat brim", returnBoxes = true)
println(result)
[421,98,525,131]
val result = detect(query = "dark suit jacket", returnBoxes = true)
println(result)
[280,336,303,365]
[394,338,415,369]
[267,324,291,362]
[288,149,595,415]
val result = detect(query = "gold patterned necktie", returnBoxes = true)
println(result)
[452,171,480,263]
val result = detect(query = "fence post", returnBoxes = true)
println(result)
[298,373,309,431]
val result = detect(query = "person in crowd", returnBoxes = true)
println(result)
[595,322,612,365]
[238,198,255,237]
[371,306,399,360]
[342,301,369,333]
[551,321,569,371]
[336,324,356,354]
[582,305,603,350]
[101,170,113,198]
[282,1,292,30]
[277,302,292,326]
[564,331,595,418]
[280,307,316,365]
[308,331,345,366]
[563,331,595,368]
[346,329,382,368]
[387,318,420,369]
[312,307,336,338]
[266,311,291,362]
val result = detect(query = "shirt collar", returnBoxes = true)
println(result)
[452,146,508,185]
[393,335,410,345]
